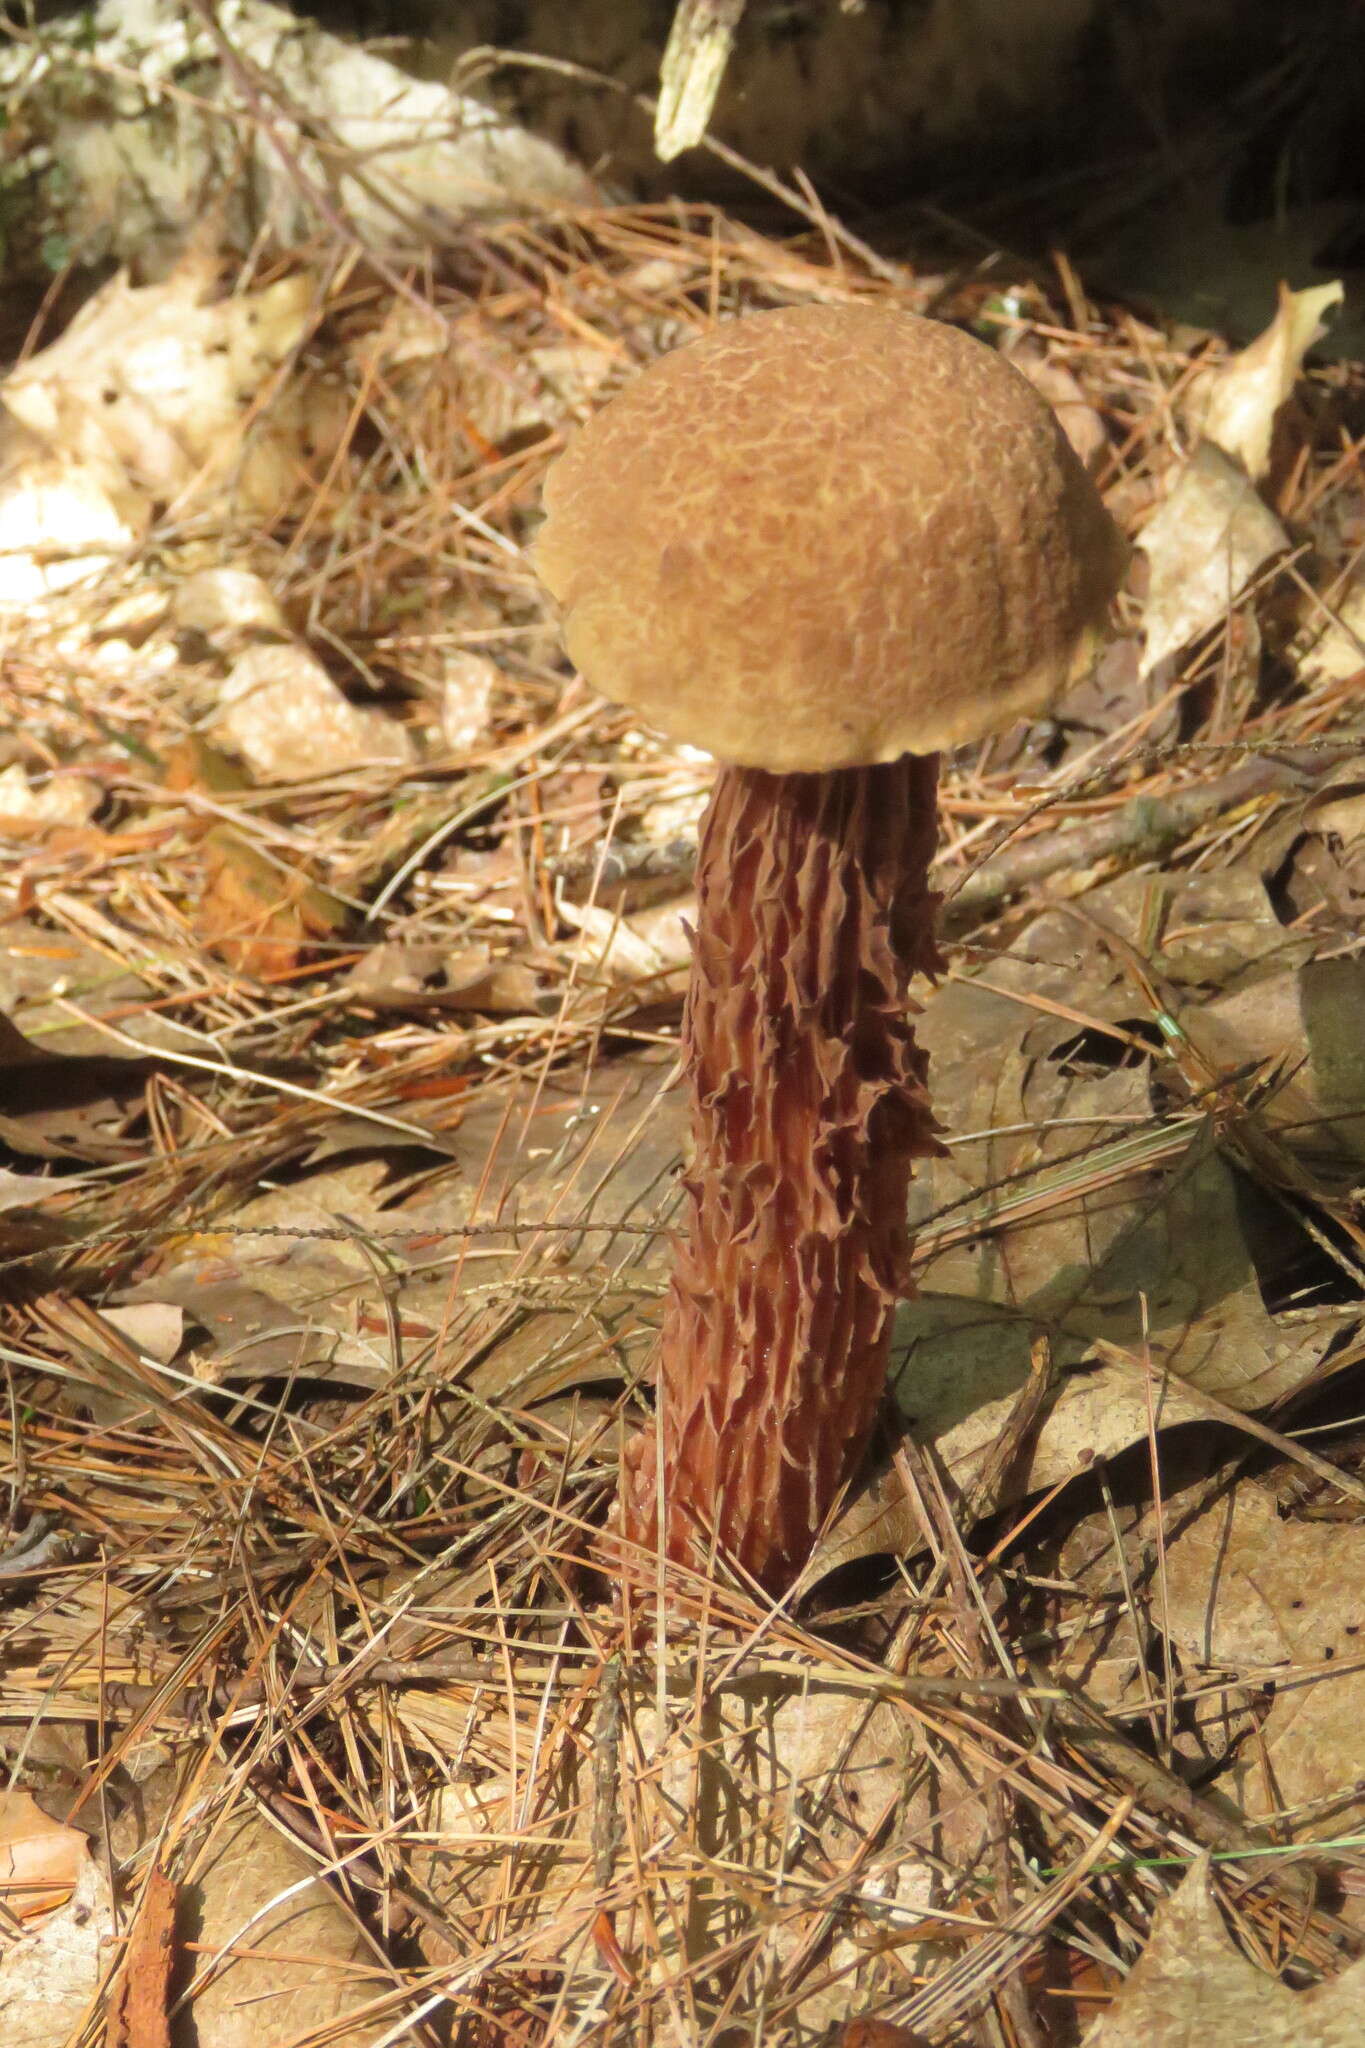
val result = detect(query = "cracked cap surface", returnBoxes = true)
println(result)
[535,303,1126,773]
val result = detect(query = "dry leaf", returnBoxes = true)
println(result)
[0,910,184,1057]
[1184,280,1343,481]
[0,1166,83,1218]
[0,1790,86,1922]
[92,585,169,646]
[437,320,619,447]
[1083,1858,1365,2046]
[32,0,594,264]
[820,871,1347,1570]
[172,566,289,650]
[0,1008,156,1164]
[216,642,412,783]
[100,1302,185,1366]
[1138,441,1287,674]
[560,895,694,985]
[1111,1486,1365,1823]
[164,736,348,975]
[197,823,347,978]
[0,763,101,825]
[1297,578,1365,685]
[119,1056,679,1401]
[129,1271,390,1392]
[343,942,449,1004]
[0,248,348,613]
[1307,779,1365,843]
[416,1670,943,2035]
[2,255,342,522]
[1195,957,1365,1164]
[353,297,447,379]
[0,1842,112,2047]
[0,437,139,609]
[345,943,545,1015]
[461,1304,653,1407]
[442,946,545,1014]
[181,1806,375,2048]
[439,649,497,754]
[1008,345,1109,469]
[29,1292,182,1426]
[902,1117,1336,1462]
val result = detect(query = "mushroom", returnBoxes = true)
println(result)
[536,303,1124,1594]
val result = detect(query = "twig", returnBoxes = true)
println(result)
[941,755,1319,930]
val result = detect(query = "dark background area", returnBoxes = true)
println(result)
[308,0,1365,342]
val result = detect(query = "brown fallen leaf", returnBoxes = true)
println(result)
[0,433,141,607]
[0,1789,86,1922]
[560,894,694,988]
[0,1830,113,2046]
[344,941,546,1015]
[108,1865,176,2048]
[817,861,1351,1575]
[215,640,412,784]
[1007,343,1109,470]
[0,1008,156,1163]
[127,1270,389,1390]
[1083,1857,1365,2046]
[0,913,168,1057]
[1137,441,1287,675]
[1,251,344,522]
[1194,957,1365,1168]
[0,762,101,825]
[1077,1481,1365,1825]
[181,1805,377,2048]
[0,1165,84,1258]
[1297,576,1365,686]
[171,565,289,650]
[1183,281,1343,482]
[194,823,347,978]
[1270,770,1365,955]
[164,737,347,978]
[99,1301,185,1366]
[415,1669,938,2037]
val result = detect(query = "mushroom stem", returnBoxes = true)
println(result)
[624,753,943,1592]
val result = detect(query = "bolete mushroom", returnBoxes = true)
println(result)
[536,303,1124,1594]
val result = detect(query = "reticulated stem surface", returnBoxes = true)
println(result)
[623,754,942,1592]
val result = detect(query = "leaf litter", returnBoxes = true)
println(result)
[0,43,1362,2048]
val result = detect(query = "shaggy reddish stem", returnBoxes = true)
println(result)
[623,753,943,1592]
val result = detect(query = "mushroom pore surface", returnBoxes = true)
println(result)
[535,302,1124,774]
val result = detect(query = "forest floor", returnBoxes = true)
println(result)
[1,162,1365,2047]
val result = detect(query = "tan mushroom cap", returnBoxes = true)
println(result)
[536,304,1126,773]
